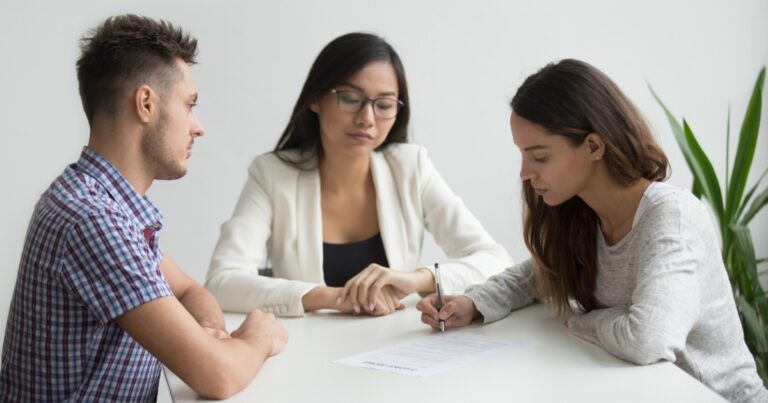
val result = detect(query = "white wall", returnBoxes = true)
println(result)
[1,0,767,341]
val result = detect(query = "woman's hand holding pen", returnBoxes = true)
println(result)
[416,294,480,330]
[337,264,434,314]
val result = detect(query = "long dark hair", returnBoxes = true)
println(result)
[274,33,410,168]
[511,59,669,313]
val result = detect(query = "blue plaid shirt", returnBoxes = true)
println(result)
[0,147,173,401]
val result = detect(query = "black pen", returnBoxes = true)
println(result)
[434,263,445,332]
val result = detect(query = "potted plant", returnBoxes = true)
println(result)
[650,67,768,385]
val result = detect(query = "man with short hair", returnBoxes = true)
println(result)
[0,14,287,401]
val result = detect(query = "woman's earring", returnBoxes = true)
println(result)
[595,155,601,161]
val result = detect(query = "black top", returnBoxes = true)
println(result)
[323,233,389,287]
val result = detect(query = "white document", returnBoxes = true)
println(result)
[334,332,524,376]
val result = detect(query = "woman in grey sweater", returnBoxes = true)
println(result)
[417,59,767,402]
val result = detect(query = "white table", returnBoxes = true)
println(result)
[165,301,725,402]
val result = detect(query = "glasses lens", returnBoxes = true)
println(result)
[373,99,399,118]
[336,91,363,112]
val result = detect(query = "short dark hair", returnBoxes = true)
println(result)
[274,32,410,168]
[76,14,198,125]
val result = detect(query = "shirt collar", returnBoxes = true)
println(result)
[75,147,164,231]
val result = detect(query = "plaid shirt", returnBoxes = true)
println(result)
[0,147,173,402]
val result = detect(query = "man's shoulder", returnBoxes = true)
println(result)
[38,166,128,233]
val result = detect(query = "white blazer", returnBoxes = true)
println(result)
[205,144,513,316]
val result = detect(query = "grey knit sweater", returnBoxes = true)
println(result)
[464,182,767,402]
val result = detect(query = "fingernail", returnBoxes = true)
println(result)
[353,305,359,314]
[369,304,374,311]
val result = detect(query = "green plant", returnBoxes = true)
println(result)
[650,67,768,385]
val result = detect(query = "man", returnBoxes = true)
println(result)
[0,14,287,401]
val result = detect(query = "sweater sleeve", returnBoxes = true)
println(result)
[566,236,700,365]
[416,147,514,294]
[463,259,538,323]
[205,157,318,316]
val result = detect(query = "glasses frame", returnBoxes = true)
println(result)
[330,88,404,119]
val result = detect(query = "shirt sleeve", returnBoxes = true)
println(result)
[463,258,539,323]
[416,147,514,294]
[59,208,173,325]
[566,236,701,365]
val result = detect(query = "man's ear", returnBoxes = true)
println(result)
[134,85,155,123]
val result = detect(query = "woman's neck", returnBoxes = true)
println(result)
[579,172,651,244]
[319,151,372,194]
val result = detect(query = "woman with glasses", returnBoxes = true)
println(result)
[416,59,767,402]
[205,33,512,317]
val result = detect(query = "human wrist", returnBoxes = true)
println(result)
[414,268,436,293]
[301,286,336,311]
[459,295,482,321]
[232,331,273,358]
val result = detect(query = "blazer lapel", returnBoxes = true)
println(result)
[296,168,325,283]
[370,151,409,270]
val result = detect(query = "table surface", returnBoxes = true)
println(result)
[165,300,725,403]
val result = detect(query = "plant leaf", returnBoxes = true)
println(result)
[737,167,768,219]
[741,186,768,225]
[731,224,761,298]
[736,295,768,353]
[683,119,725,221]
[726,67,765,223]
[757,295,768,334]
[692,178,703,199]
[649,85,725,229]
[726,106,731,196]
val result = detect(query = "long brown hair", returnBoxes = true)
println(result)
[511,59,669,313]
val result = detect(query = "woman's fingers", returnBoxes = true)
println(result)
[420,311,441,330]
[438,299,462,320]
[358,265,389,310]
[367,275,391,311]
[416,294,439,319]
[417,295,475,330]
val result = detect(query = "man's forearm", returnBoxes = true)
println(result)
[178,284,226,331]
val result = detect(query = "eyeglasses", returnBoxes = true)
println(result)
[330,89,404,119]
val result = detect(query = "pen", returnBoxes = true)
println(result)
[434,263,445,332]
